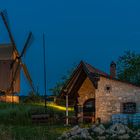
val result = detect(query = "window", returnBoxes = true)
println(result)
[105,84,112,93]
[123,102,136,114]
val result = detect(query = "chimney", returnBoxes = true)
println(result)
[110,61,116,78]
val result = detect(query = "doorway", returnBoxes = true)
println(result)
[83,98,95,123]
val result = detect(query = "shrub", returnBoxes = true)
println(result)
[23,91,42,103]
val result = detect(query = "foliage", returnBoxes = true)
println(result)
[0,124,71,140]
[23,91,42,103]
[0,102,70,125]
[0,102,72,140]
[50,63,76,96]
[117,51,140,85]
[49,82,64,96]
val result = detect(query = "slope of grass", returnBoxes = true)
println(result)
[0,124,71,140]
[0,102,73,140]
[0,102,74,125]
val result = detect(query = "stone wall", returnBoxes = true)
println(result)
[78,77,95,105]
[96,76,140,123]
[77,77,95,122]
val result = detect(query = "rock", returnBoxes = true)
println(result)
[97,136,106,140]
[105,135,109,139]
[136,130,140,136]
[111,133,118,139]
[70,125,79,131]
[118,134,130,140]
[98,124,106,130]
[69,135,79,140]
[61,125,93,140]
[124,125,134,134]
[108,123,127,135]
[132,137,140,140]
[80,128,93,139]
[93,124,105,135]
[118,129,126,135]
[69,132,93,140]
[90,132,95,137]
[57,137,61,140]
[58,123,135,140]
[70,127,82,136]
[91,124,96,130]
[133,131,140,140]
[58,132,69,140]
[80,134,93,140]
[69,125,83,136]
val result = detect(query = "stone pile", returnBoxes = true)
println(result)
[58,125,93,140]
[58,123,140,140]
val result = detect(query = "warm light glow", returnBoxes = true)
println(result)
[47,103,73,111]
[34,102,74,111]
[0,95,19,103]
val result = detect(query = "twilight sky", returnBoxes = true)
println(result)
[1,0,140,95]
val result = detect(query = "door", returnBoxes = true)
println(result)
[83,98,95,123]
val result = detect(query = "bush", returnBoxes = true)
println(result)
[23,91,42,103]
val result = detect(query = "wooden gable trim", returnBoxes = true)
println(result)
[82,62,100,89]
[69,69,87,99]
[60,61,100,97]
[60,61,84,97]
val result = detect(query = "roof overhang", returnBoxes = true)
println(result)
[0,44,14,60]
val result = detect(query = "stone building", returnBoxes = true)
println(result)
[60,61,140,123]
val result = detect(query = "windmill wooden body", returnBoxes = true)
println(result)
[0,11,34,102]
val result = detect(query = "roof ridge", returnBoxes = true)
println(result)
[83,61,109,76]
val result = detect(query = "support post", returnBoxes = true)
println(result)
[66,93,69,125]
[43,33,47,108]
[77,105,83,123]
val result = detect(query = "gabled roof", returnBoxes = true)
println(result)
[61,61,107,96]
[84,61,140,88]
[0,44,13,60]
[84,62,109,77]
[60,60,140,97]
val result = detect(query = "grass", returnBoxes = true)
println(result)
[0,102,73,140]
[0,124,71,140]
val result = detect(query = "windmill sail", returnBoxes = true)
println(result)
[22,64,34,92]
[0,11,19,57]
[0,10,35,103]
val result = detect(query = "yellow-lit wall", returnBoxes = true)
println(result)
[0,95,19,103]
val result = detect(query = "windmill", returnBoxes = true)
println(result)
[0,10,35,102]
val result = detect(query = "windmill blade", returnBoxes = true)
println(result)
[20,32,33,58]
[8,60,21,93]
[21,63,35,92]
[10,32,33,69]
[0,10,15,45]
[0,10,19,57]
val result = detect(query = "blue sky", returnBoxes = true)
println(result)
[1,0,140,95]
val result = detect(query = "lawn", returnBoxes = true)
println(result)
[0,102,73,140]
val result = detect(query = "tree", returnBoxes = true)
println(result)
[117,50,140,85]
[50,64,76,96]
[23,91,42,103]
